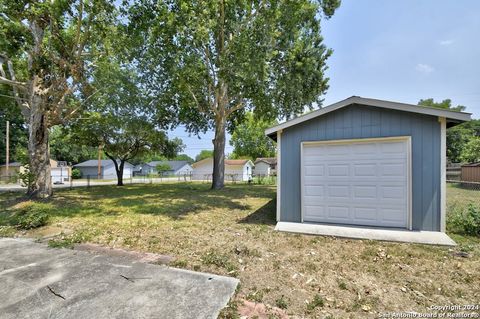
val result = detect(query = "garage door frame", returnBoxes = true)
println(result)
[300,136,412,230]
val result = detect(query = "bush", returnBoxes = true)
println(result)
[448,204,480,236]
[17,165,36,189]
[16,210,49,229]
[71,168,82,179]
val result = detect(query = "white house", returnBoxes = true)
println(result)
[191,158,254,181]
[138,161,193,176]
[254,157,277,176]
[1,159,71,184]
[74,159,133,179]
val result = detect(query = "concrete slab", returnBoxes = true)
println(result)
[0,238,239,319]
[275,222,457,246]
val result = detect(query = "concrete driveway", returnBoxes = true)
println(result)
[0,238,238,319]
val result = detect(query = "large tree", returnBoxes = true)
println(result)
[230,112,276,160]
[0,0,115,197]
[128,0,340,189]
[73,60,183,186]
[418,98,479,162]
[0,87,27,165]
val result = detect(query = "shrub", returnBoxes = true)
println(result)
[17,165,36,189]
[448,204,480,236]
[14,204,50,229]
[71,168,82,179]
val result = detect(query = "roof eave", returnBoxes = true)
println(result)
[265,96,472,139]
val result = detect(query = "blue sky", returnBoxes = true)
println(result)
[171,0,480,159]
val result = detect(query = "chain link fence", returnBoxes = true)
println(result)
[0,172,277,191]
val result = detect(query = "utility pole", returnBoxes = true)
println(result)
[97,144,102,179]
[5,120,9,177]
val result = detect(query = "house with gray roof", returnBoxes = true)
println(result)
[74,159,133,179]
[138,161,193,176]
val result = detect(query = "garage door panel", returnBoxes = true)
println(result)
[302,139,409,228]
[327,165,349,176]
[353,207,378,221]
[353,185,377,198]
[353,164,377,177]
[327,206,350,219]
[304,165,325,176]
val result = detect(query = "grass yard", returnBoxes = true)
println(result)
[0,183,479,318]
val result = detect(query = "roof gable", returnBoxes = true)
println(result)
[266,96,472,139]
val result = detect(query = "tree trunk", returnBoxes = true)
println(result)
[212,114,226,189]
[27,94,52,198]
[113,159,124,186]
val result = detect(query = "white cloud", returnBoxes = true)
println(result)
[439,39,453,46]
[415,63,435,74]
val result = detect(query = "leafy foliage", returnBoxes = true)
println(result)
[418,98,466,112]
[195,150,214,162]
[71,60,183,185]
[0,88,27,164]
[0,0,117,196]
[156,163,171,173]
[230,112,276,160]
[449,204,480,236]
[418,99,479,162]
[17,165,35,189]
[460,137,480,163]
[127,0,340,188]
[71,168,82,179]
[49,126,98,164]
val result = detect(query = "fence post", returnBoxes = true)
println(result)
[87,175,90,188]
[70,175,73,190]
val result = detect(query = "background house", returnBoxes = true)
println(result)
[0,162,25,177]
[0,160,71,183]
[74,160,133,179]
[266,96,470,238]
[254,157,277,176]
[192,158,253,181]
[138,161,193,176]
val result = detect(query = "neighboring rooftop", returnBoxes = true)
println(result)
[74,159,132,167]
[0,162,22,167]
[192,158,252,167]
[255,157,277,165]
[146,161,191,171]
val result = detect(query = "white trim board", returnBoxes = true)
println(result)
[439,117,447,232]
[276,130,282,222]
[275,222,456,246]
[265,96,471,137]
[300,136,412,230]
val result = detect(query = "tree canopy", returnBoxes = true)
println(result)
[0,0,116,196]
[127,0,340,189]
[72,60,183,185]
[230,112,276,160]
[418,98,479,163]
[195,150,214,162]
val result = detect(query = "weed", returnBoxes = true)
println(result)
[275,295,288,309]
[306,294,324,312]
[14,203,51,229]
[201,249,238,273]
[338,281,347,290]
[448,204,480,236]
[171,259,188,268]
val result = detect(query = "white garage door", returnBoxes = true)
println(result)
[302,138,410,228]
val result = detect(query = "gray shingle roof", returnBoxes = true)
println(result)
[74,159,133,168]
[146,161,190,171]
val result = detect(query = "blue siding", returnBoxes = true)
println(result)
[280,104,441,231]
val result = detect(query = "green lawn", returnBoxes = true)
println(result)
[0,183,479,318]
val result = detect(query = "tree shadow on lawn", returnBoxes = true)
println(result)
[238,198,277,226]
[1,183,277,222]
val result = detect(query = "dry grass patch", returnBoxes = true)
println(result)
[0,183,479,318]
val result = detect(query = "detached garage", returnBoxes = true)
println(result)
[266,96,471,245]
